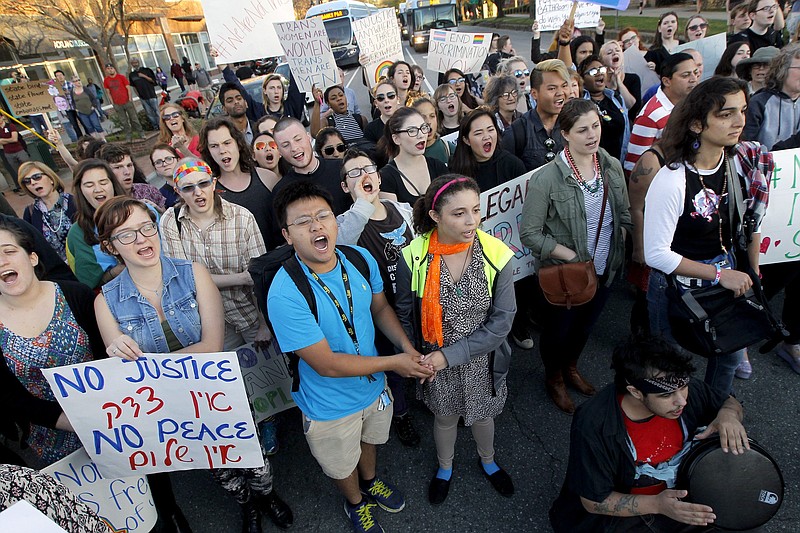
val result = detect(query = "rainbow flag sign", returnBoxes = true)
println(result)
[473,35,485,45]
[427,30,493,74]
[432,29,447,43]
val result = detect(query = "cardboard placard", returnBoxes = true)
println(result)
[426,30,492,74]
[624,46,660,101]
[758,148,800,265]
[674,33,727,81]
[273,18,339,92]
[42,353,265,478]
[353,8,404,87]
[236,341,296,422]
[536,0,601,32]
[0,81,57,116]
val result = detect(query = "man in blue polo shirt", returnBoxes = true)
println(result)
[267,181,433,533]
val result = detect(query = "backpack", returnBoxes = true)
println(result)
[510,116,527,159]
[248,244,372,391]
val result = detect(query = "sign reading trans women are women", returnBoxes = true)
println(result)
[43,352,264,478]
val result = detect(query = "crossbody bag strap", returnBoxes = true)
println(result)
[591,172,610,261]
[726,155,745,238]
[388,160,423,197]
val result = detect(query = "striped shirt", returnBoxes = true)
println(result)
[331,112,364,142]
[624,87,674,174]
[160,198,267,332]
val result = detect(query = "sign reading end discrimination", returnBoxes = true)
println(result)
[43,353,264,479]
[426,30,492,74]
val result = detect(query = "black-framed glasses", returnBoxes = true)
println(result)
[153,155,177,168]
[322,143,347,156]
[110,222,159,245]
[586,66,608,77]
[161,111,181,121]
[375,92,396,102]
[21,173,46,185]
[621,35,638,46]
[501,90,519,100]
[177,179,214,194]
[287,210,334,229]
[513,69,530,78]
[687,22,709,31]
[448,77,465,85]
[755,3,778,12]
[396,123,432,137]
[344,165,378,179]
[544,138,556,162]
[438,93,458,103]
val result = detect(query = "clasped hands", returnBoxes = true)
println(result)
[393,349,448,383]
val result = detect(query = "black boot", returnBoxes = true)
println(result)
[240,501,262,533]
[256,491,293,529]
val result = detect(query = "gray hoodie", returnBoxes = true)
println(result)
[743,88,800,150]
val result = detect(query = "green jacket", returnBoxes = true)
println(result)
[396,229,516,391]
[519,148,632,286]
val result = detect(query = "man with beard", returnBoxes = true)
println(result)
[128,58,159,128]
[218,82,257,145]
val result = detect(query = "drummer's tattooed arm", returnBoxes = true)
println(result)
[582,491,717,526]
[582,493,642,516]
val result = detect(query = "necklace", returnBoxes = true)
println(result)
[133,280,163,297]
[451,248,471,297]
[696,168,729,255]
[564,146,603,194]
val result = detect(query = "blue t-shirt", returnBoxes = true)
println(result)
[267,246,385,421]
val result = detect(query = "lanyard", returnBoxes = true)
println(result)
[309,255,376,383]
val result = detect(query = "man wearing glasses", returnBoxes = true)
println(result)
[730,0,785,52]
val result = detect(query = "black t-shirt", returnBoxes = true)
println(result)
[595,95,626,161]
[623,73,642,122]
[441,124,459,136]
[380,157,449,206]
[732,27,783,53]
[217,169,282,250]
[128,68,157,99]
[474,148,527,193]
[364,118,386,143]
[274,157,353,215]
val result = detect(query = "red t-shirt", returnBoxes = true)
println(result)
[104,74,130,105]
[0,123,24,153]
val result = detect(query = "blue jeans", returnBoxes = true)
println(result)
[648,269,743,395]
[141,97,160,129]
[77,110,103,134]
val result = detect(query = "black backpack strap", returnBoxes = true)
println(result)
[326,114,336,127]
[173,204,182,236]
[511,117,526,159]
[279,254,317,393]
[338,245,371,284]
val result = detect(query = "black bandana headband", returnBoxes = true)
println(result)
[628,374,691,395]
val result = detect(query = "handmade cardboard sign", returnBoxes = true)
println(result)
[273,18,339,92]
[427,30,492,74]
[353,8,404,87]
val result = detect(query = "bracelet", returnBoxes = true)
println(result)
[712,263,722,286]
[558,40,570,47]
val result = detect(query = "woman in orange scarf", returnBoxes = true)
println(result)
[395,175,517,505]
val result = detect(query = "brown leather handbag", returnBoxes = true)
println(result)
[538,174,608,309]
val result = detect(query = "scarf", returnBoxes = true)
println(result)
[421,229,472,348]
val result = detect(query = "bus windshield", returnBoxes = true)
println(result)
[323,18,353,47]
[414,5,456,31]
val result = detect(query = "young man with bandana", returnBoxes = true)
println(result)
[550,336,749,532]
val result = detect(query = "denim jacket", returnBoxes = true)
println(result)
[102,256,201,352]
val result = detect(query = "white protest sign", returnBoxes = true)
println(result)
[353,8,404,87]
[427,30,492,74]
[43,353,265,479]
[624,47,660,100]
[536,0,600,32]
[236,342,296,423]
[758,149,800,265]
[0,500,68,533]
[273,18,339,93]
[42,448,157,532]
[674,33,726,81]
[480,169,542,281]
[201,0,295,64]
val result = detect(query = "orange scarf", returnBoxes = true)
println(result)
[421,229,473,348]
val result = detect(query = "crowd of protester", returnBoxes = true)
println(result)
[1,2,799,532]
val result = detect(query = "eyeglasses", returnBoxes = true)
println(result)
[162,112,181,121]
[621,35,638,46]
[438,93,458,103]
[21,173,46,186]
[152,155,177,168]
[177,179,214,194]
[501,90,519,100]
[586,66,608,77]
[448,77,465,85]
[287,210,334,228]
[254,140,277,151]
[396,123,432,137]
[322,143,347,156]
[687,23,709,31]
[375,92,396,102]
[513,69,530,78]
[755,4,778,13]
[544,138,556,162]
[110,222,159,245]
[344,165,378,179]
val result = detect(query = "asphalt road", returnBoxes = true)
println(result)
[172,25,799,533]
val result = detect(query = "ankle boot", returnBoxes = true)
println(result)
[564,362,596,396]
[545,374,575,414]
[240,501,262,533]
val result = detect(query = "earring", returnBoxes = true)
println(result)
[691,132,701,151]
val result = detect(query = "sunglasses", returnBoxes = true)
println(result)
[448,77,465,85]
[21,173,46,186]
[162,111,181,121]
[513,69,530,78]
[375,92,396,102]
[544,138,556,162]
[688,23,709,31]
[177,179,214,194]
[152,155,177,168]
[254,140,278,151]
[586,66,608,77]
[322,143,347,156]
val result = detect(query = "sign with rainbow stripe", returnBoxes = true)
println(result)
[427,30,493,74]
[353,8,404,87]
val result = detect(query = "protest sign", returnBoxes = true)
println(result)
[41,447,157,532]
[480,169,543,281]
[536,0,601,32]
[624,47,660,100]
[201,0,294,64]
[43,352,265,478]
[427,30,492,74]
[674,33,726,81]
[273,18,339,92]
[0,500,68,533]
[353,8,404,87]
[758,149,800,265]
[0,81,57,116]
[236,342,296,423]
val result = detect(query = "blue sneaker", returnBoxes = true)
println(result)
[259,417,278,456]
[344,500,384,533]
[360,478,405,513]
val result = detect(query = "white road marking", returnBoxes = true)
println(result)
[345,67,360,89]
[404,45,434,94]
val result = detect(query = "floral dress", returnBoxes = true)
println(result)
[30,193,73,262]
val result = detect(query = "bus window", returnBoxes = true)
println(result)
[323,18,353,47]
[415,5,456,31]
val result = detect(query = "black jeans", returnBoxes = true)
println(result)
[761,262,800,344]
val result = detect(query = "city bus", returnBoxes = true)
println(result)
[305,0,379,67]
[405,0,458,52]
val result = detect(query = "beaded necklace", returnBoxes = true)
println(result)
[564,146,603,194]
[696,167,729,255]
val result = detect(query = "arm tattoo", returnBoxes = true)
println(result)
[629,165,653,185]
[592,494,642,516]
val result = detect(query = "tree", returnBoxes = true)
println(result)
[488,0,506,18]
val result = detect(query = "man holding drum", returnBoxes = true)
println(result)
[550,335,749,532]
